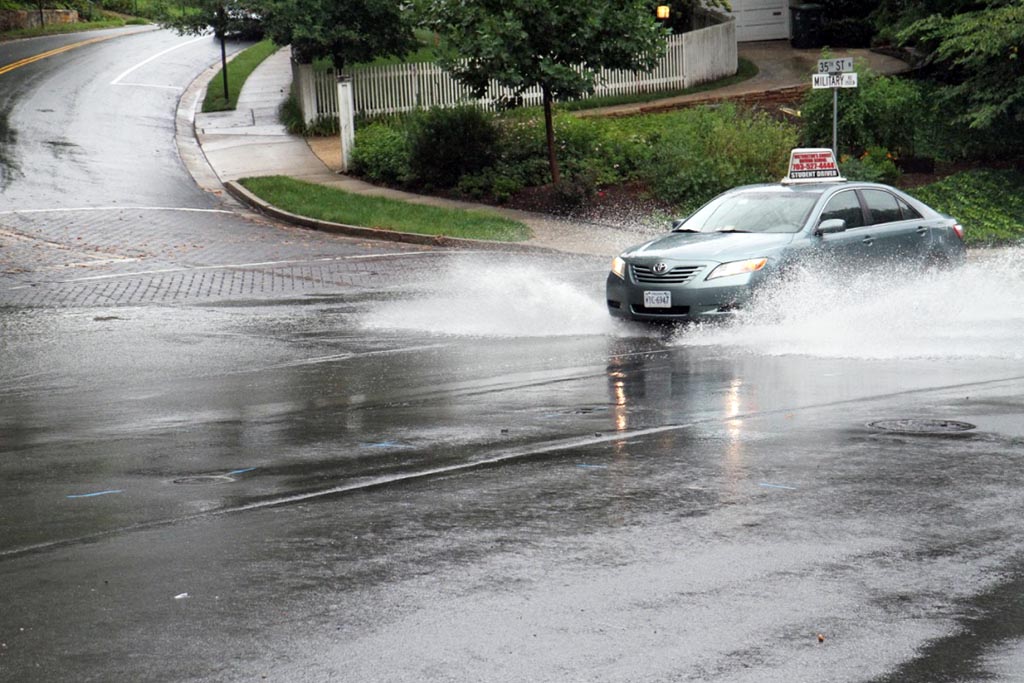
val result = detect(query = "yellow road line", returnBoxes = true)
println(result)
[0,34,115,77]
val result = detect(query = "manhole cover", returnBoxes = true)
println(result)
[172,475,236,485]
[867,419,976,435]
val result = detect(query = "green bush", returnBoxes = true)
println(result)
[67,0,105,21]
[492,112,554,187]
[351,123,411,186]
[280,93,339,136]
[280,93,305,135]
[455,168,524,203]
[99,0,134,14]
[908,81,1024,162]
[638,104,797,212]
[346,102,795,213]
[911,169,1024,246]
[839,146,900,183]
[407,105,498,189]
[801,65,922,157]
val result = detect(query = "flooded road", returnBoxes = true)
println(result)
[4,248,1024,681]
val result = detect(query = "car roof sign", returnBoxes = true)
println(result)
[783,148,845,184]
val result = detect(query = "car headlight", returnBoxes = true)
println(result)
[611,256,627,280]
[706,257,768,280]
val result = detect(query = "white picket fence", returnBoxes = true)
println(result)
[294,15,736,121]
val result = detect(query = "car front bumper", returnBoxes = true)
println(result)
[605,271,756,323]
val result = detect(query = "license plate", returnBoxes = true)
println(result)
[644,290,672,308]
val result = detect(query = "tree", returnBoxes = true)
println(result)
[259,0,417,69]
[161,0,261,102]
[898,0,1024,130]
[426,0,666,184]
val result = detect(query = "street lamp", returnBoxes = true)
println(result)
[656,5,670,20]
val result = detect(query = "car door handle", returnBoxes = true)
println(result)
[862,236,874,246]
[916,226,928,236]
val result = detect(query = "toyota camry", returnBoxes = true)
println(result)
[606,150,966,323]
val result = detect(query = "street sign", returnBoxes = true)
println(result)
[812,73,858,89]
[817,57,854,74]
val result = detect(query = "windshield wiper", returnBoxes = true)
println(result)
[713,229,752,233]
[672,227,701,233]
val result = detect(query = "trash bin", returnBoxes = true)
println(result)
[790,3,823,49]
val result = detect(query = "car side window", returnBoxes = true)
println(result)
[862,189,903,225]
[819,191,865,229]
[897,196,922,220]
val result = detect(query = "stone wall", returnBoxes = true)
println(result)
[0,9,79,32]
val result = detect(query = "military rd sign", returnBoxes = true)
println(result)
[812,72,858,89]
[784,148,845,183]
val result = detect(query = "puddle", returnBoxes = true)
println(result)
[0,105,22,190]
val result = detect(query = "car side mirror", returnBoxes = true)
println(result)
[815,218,847,236]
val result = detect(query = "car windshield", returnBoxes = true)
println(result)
[678,190,823,234]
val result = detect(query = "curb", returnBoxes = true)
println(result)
[177,53,557,255]
[223,180,560,254]
[175,46,245,203]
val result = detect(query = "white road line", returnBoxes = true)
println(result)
[111,83,184,91]
[55,258,142,268]
[0,422,689,559]
[264,345,451,370]
[109,35,209,86]
[0,206,234,215]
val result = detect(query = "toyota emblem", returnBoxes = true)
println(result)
[652,262,668,274]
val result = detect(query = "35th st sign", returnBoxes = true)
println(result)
[817,57,854,74]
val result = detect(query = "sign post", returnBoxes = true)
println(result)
[337,76,355,173]
[813,58,857,157]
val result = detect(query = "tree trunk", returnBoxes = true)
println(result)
[542,85,561,185]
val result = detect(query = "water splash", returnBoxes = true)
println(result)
[361,258,618,338]
[676,247,1024,360]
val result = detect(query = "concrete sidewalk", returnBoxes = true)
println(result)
[190,41,909,257]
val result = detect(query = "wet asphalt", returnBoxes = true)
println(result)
[3,27,1024,683]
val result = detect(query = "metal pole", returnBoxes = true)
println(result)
[832,87,838,157]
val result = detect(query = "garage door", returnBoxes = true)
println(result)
[729,0,790,42]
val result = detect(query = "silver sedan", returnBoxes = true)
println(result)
[606,181,966,323]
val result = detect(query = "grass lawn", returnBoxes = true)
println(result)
[202,38,279,113]
[239,176,532,242]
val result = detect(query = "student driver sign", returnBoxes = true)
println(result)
[784,148,844,183]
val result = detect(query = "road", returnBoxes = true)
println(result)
[3,28,1024,682]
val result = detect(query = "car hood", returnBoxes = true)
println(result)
[623,231,796,263]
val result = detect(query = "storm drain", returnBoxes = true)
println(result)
[172,475,237,485]
[867,419,976,435]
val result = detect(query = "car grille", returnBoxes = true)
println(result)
[631,304,691,316]
[631,264,703,284]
